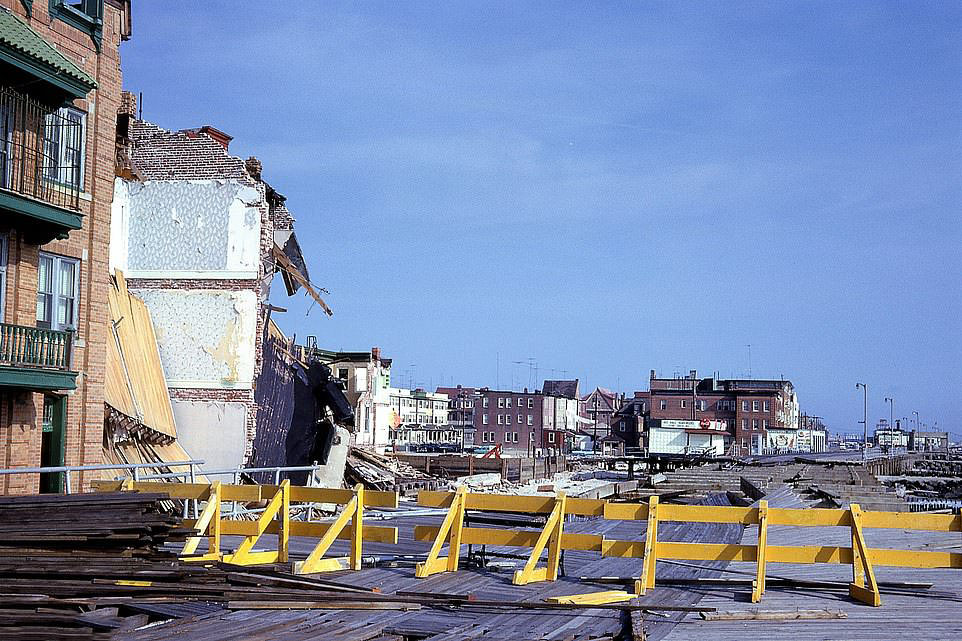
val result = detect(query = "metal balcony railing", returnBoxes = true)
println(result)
[0,86,82,212]
[0,323,73,370]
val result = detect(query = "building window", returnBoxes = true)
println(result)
[337,368,349,380]
[482,414,489,425]
[37,253,79,331]
[513,432,519,443]
[660,400,667,410]
[506,397,512,408]
[483,398,489,408]
[506,414,512,424]
[43,107,86,189]
[763,420,769,430]
[517,414,522,424]
[529,432,535,442]
[742,419,747,430]
[742,400,749,412]
[752,400,759,412]
[527,415,533,426]
[528,398,533,408]
[497,414,503,425]
[752,419,758,430]
[680,399,687,408]
[764,400,770,412]
[548,432,556,444]
[498,398,504,408]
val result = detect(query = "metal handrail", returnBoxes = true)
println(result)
[0,460,206,495]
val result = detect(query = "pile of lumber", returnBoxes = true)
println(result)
[346,447,438,493]
[0,492,376,639]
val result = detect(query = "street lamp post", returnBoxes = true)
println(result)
[856,383,868,461]
[884,397,894,429]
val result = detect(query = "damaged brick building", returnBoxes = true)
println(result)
[109,107,340,479]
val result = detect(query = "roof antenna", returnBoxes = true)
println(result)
[747,344,752,380]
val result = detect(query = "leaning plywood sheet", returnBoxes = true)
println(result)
[105,270,177,439]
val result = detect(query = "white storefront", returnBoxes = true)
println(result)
[648,419,728,456]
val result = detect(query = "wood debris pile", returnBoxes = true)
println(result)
[346,447,441,495]
[0,492,376,639]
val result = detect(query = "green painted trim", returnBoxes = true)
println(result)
[0,47,92,99]
[48,0,103,53]
[0,190,83,230]
[0,365,77,391]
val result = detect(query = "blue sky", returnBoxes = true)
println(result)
[123,1,961,438]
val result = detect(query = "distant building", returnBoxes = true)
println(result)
[645,370,799,456]
[610,393,648,453]
[873,419,908,449]
[472,381,582,455]
[388,388,451,450]
[910,430,949,453]
[580,387,624,449]
[436,386,479,448]
[305,346,392,451]
[797,415,828,453]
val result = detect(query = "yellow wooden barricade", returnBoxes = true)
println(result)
[92,480,398,574]
[602,498,962,606]
[414,489,607,585]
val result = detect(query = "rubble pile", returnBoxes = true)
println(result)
[345,448,441,495]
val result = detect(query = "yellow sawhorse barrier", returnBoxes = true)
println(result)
[414,489,606,585]
[602,498,962,606]
[93,480,398,574]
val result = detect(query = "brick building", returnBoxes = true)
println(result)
[472,382,581,455]
[0,0,131,493]
[109,113,328,473]
[645,370,799,456]
[436,385,479,449]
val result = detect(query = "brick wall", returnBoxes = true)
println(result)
[0,1,127,493]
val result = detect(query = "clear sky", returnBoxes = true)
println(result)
[122,1,961,438]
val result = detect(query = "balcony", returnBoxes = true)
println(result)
[0,323,77,391]
[0,86,84,244]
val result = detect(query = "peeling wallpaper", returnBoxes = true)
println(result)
[118,179,261,277]
[133,289,258,388]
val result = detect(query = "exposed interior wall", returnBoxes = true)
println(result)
[170,399,248,472]
[131,289,258,388]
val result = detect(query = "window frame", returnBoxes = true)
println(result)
[37,251,80,332]
[43,106,86,190]
[0,234,6,320]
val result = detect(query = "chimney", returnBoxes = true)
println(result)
[371,346,381,361]
[180,125,233,150]
[690,369,697,380]
[245,156,263,180]
[119,91,137,118]
[650,369,656,380]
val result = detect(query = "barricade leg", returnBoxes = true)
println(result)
[512,493,567,585]
[223,480,289,566]
[295,484,364,574]
[848,503,881,606]
[416,487,467,578]
[634,495,659,595]
[752,500,768,603]
[181,481,222,560]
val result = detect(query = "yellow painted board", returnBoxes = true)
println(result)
[603,503,648,521]
[861,511,962,532]
[294,557,351,574]
[767,507,850,527]
[187,519,397,544]
[413,525,603,552]
[114,580,153,587]
[602,539,646,558]
[261,485,399,509]
[658,542,759,562]
[417,491,604,516]
[658,505,758,525]
[221,550,281,565]
[545,590,634,605]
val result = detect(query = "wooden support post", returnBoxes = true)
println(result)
[512,492,567,585]
[350,484,364,570]
[752,500,769,603]
[848,503,882,606]
[223,480,288,566]
[416,487,467,578]
[295,483,364,574]
[181,481,222,558]
[634,495,659,595]
[278,478,290,563]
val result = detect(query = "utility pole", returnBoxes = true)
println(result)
[884,397,894,430]
[856,383,868,461]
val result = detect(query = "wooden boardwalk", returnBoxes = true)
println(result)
[120,494,743,640]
